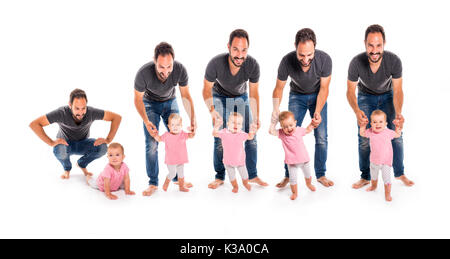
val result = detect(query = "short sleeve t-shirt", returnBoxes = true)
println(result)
[160,131,189,165]
[96,162,129,192]
[46,106,105,141]
[278,127,310,165]
[218,129,249,166]
[134,61,189,102]
[277,50,332,94]
[205,53,260,97]
[365,128,397,166]
[348,51,402,95]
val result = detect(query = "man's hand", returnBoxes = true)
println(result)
[393,113,405,129]
[271,109,280,125]
[356,109,369,126]
[311,112,322,128]
[253,118,261,130]
[210,110,221,126]
[94,138,109,146]
[145,121,158,136]
[51,138,68,147]
[188,119,197,136]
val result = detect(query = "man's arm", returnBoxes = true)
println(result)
[179,85,197,136]
[312,75,331,127]
[392,77,404,129]
[346,80,368,126]
[249,81,260,130]
[271,79,287,124]
[29,115,68,147]
[134,90,157,136]
[94,111,122,146]
[202,79,220,125]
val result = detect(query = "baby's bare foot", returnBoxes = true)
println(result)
[290,193,298,200]
[249,177,268,187]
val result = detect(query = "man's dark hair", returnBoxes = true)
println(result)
[365,24,385,42]
[154,42,175,60]
[69,88,87,104]
[228,29,249,46]
[295,28,316,48]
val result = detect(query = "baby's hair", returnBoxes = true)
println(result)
[108,142,124,155]
[370,110,387,120]
[168,113,182,124]
[228,112,243,121]
[279,111,295,122]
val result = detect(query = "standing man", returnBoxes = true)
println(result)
[203,29,268,189]
[134,42,196,196]
[346,24,414,188]
[271,28,334,188]
[29,88,122,179]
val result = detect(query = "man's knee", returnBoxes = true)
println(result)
[53,144,69,160]
[96,143,107,156]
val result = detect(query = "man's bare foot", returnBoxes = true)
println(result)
[61,171,70,179]
[142,185,158,196]
[395,175,414,186]
[305,178,316,192]
[77,163,93,177]
[208,179,224,189]
[352,179,370,189]
[249,177,269,186]
[276,177,289,188]
[317,176,334,187]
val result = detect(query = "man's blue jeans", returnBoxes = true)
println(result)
[53,138,107,171]
[357,90,404,180]
[284,92,328,179]
[143,98,179,186]
[212,92,258,181]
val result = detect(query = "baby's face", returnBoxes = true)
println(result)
[227,115,244,133]
[169,118,182,134]
[107,148,124,167]
[370,114,387,133]
[280,116,297,136]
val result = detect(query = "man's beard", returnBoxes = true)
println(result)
[367,51,383,63]
[300,59,313,67]
[230,54,246,67]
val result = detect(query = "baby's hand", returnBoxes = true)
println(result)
[125,190,135,195]
[106,193,118,200]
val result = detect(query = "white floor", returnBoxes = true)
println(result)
[2,0,449,239]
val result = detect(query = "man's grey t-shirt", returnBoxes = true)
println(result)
[46,106,105,141]
[348,51,402,95]
[135,61,189,102]
[205,53,260,97]
[277,49,332,94]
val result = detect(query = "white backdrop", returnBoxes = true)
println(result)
[1,0,449,238]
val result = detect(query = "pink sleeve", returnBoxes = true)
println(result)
[278,129,283,139]
[160,132,168,142]
[218,129,226,139]
[365,128,373,138]
[388,129,397,139]
[101,165,113,179]
[297,127,306,136]
[241,132,249,141]
[122,163,130,175]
